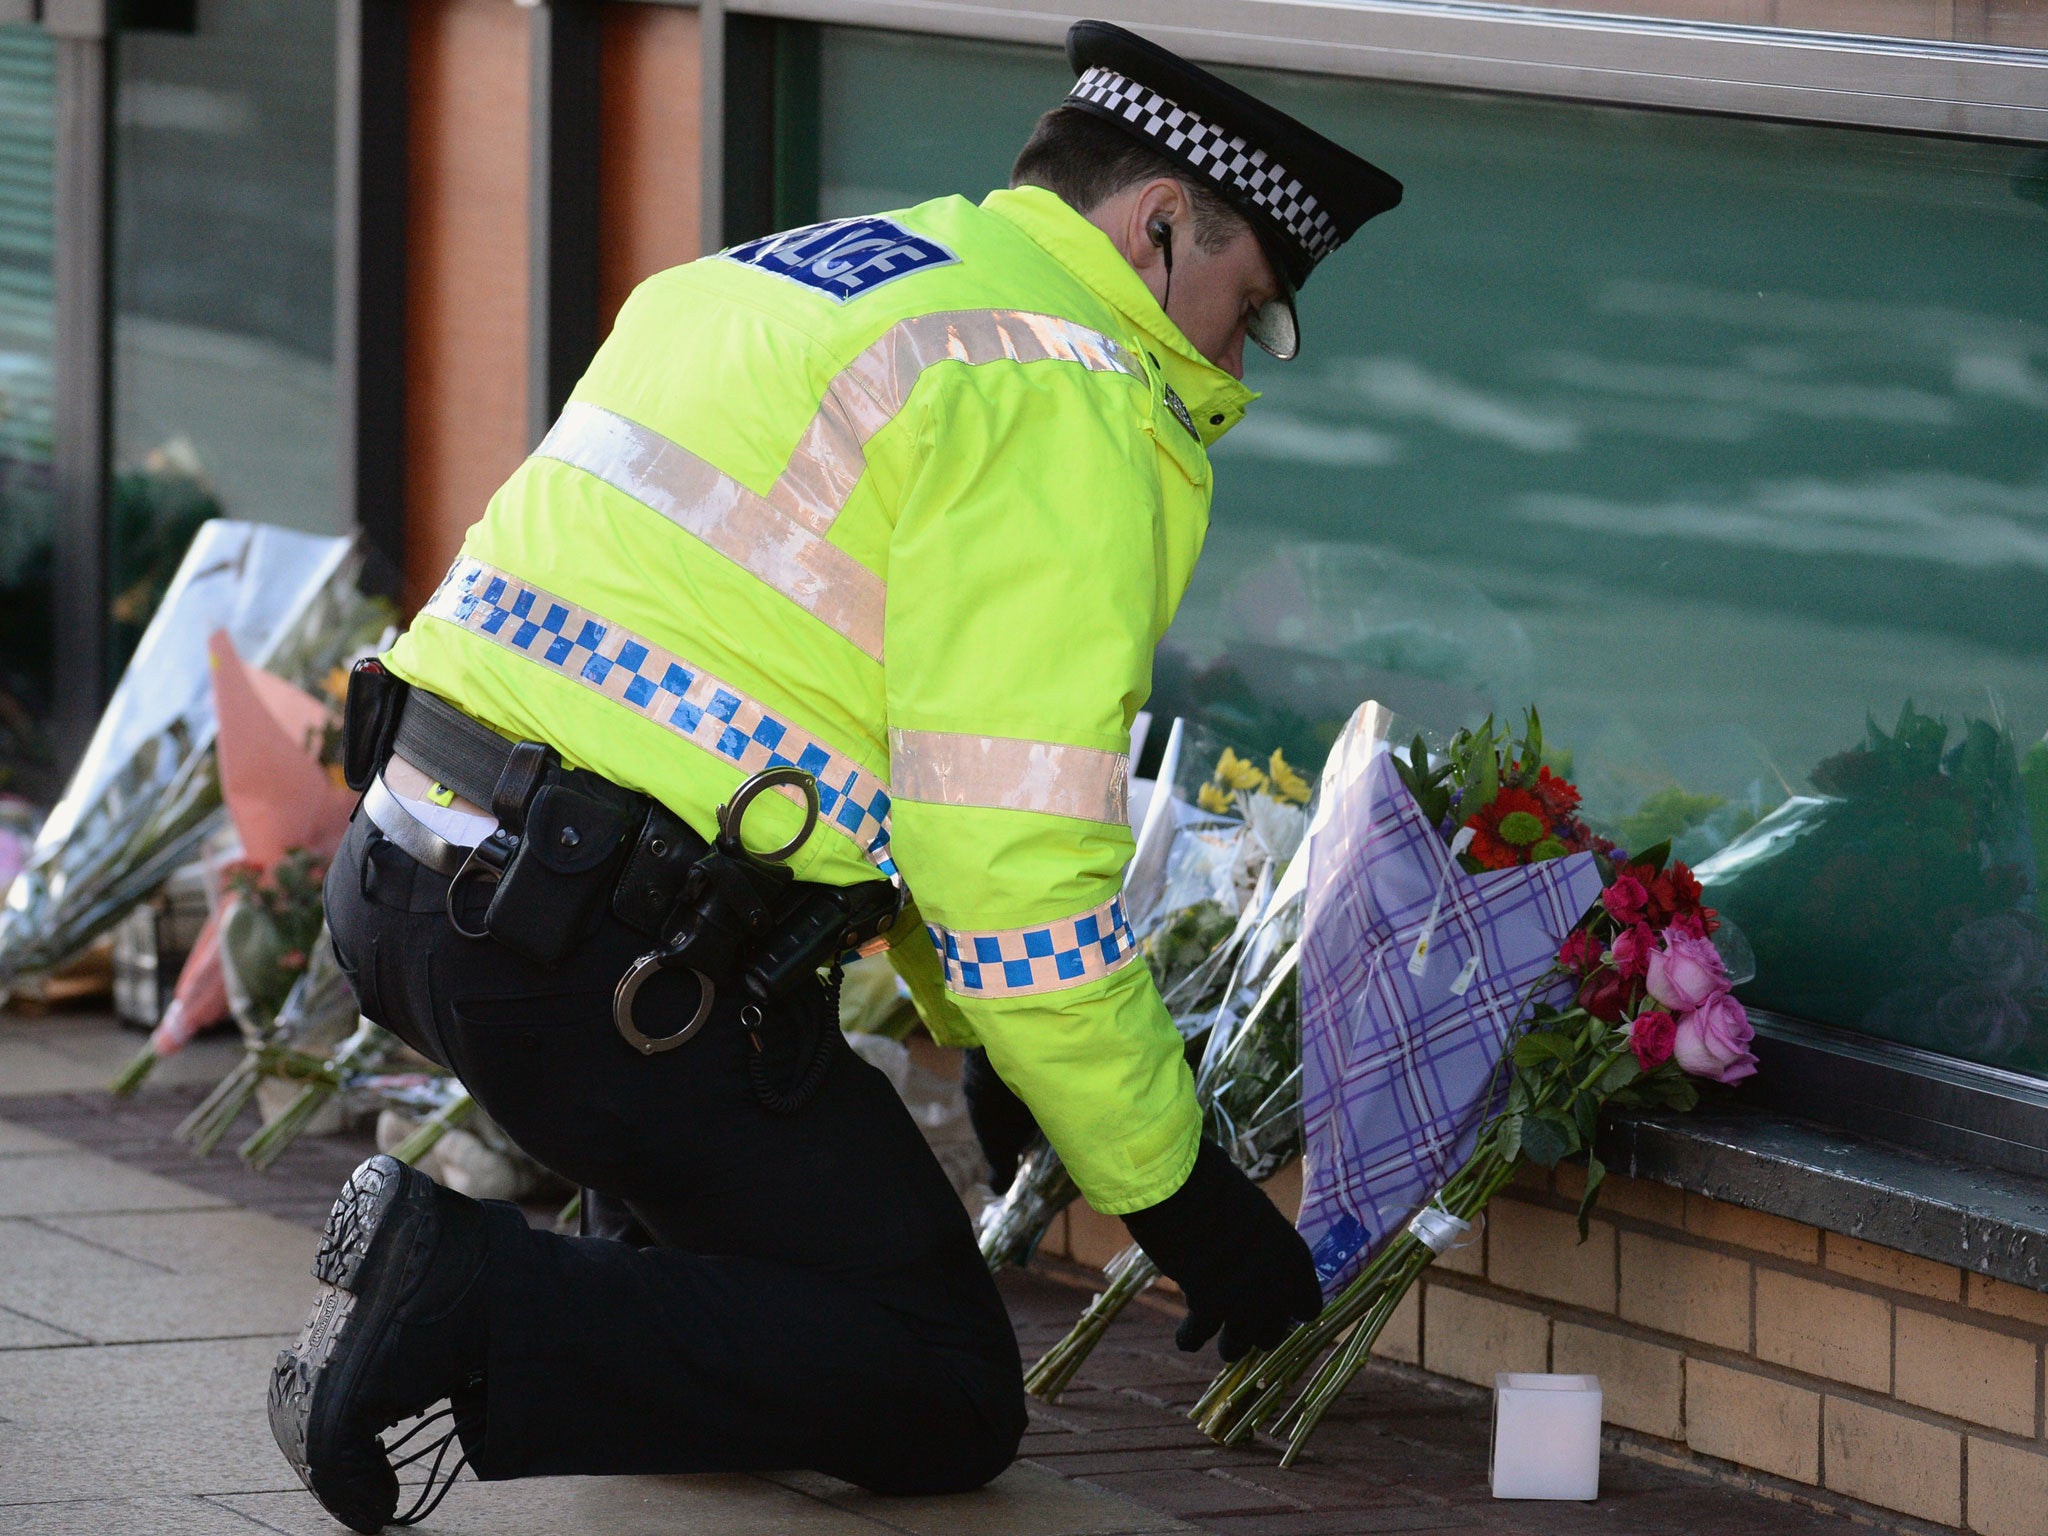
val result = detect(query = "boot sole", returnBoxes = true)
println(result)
[268,1155,417,1530]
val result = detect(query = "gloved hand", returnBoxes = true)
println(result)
[1122,1139,1323,1361]
[960,1048,1041,1194]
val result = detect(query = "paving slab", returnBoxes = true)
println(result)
[0,1120,69,1155]
[0,1334,283,1425]
[219,1474,906,1535]
[0,1303,86,1350]
[0,1213,309,1344]
[772,1464,1195,1534]
[0,1150,226,1217]
[0,1017,241,1098]
[0,1495,273,1535]
[0,1414,302,1504]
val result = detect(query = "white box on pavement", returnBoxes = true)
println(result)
[1490,1372,1602,1500]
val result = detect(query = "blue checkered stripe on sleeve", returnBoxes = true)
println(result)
[926,894,1138,1000]
[422,558,897,875]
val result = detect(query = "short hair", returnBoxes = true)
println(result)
[1011,106,1249,255]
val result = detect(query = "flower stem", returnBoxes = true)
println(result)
[389,1092,476,1165]
[1191,1151,1522,1452]
[1023,1244,1160,1401]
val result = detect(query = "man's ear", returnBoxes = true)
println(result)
[1125,178,1186,277]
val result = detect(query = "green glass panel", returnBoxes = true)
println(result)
[109,0,339,679]
[816,27,2048,1074]
[0,23,55,795]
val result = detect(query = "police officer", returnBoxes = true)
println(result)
[270,21,1400,1531]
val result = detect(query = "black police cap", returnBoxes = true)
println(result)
[1063,20,1402,297]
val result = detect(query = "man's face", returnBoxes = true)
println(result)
[1088,177,1282,381]
[1158,223,1280,381]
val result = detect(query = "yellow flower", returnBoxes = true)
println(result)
[1268,749,1312,805]
[1214,747,1268,793]
[1197,781,1236,815]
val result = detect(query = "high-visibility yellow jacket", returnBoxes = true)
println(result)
[385,186,1255,1214]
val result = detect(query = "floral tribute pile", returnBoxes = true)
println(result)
[1185,710,1752,1460]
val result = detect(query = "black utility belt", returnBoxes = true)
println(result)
[342,659,903,1057]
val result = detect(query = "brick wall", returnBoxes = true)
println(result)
[1035,1163,2048,1533]
[1376,1166,2048,1533]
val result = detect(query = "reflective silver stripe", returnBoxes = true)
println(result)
[778,309,1144,533]
[535,402,888,662]
[534,313,1142,665]
[420,558,898,876]
[889,727,1128,825]
[927,892,1138,1000]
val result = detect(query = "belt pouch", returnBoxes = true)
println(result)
[341,659,410,792]
[611,801,704,937]
[482,781,638,965]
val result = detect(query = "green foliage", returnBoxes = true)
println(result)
[1144,899,1239,1007]
[1616,786,1727,854]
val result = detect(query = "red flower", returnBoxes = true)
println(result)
[1630,1009,1678,1070]
[1579,970,1642,1024]
[1557,930,1603,975]
[1603,873,1649,926]
[1610,922,1656,980]
[1530,765,1582,819]
[1465,786,1553,870]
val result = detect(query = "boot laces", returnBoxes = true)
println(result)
[381,1406,468,1526]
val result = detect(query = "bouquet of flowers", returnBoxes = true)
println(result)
[111,628,359,1094]
[0,522,378,991]
[174,922,361,1156]
[1024,899,1304,1399]
[1191,707,1751,1462]
[978,729,1315,1273]
[1698,703,2043,1074]
[239,1018,408,1170]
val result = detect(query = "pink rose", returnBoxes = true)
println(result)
[1610,923,1656,980]
[1673,993,1757,1084]
[1630,1009,1677,1070]
[1646,930,1728,1013]
[1603,874,1649,926]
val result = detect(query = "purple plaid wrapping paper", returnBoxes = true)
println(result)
[1295,748,1604,1295]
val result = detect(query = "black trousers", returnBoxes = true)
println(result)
[323,810,1025,1492]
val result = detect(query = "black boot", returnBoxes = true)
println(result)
[269,1154,491,1533]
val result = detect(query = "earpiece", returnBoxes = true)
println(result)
[1148,215,1176,315]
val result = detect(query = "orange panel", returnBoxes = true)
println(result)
[404,0,531,612]
[598,3,702,336]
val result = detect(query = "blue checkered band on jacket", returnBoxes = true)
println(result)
[421,558,898,876]
[1068,66,1339,262]
[927,893,1138,999]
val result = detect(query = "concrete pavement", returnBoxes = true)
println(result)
[0,1011,1190,1536]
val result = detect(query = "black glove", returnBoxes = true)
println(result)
[960,1048,1041,1194]
[1122,1139,1323,1361]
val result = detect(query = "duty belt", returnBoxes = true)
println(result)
[344,661,903,1064]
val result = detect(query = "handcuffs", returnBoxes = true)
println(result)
[612,766,903,1057]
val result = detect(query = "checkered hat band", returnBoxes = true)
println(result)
[1068,66,1339,262]
[927,893,1139,1000]
[421,558,897,875]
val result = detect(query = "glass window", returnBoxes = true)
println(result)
[815,27,2048,1077]
[0,24,54,797]
[110,3,338,671]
